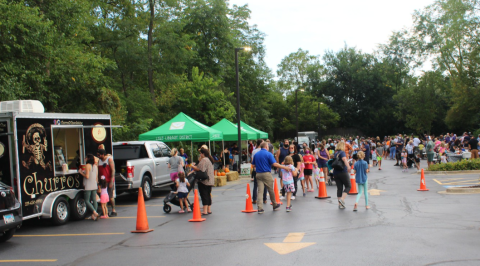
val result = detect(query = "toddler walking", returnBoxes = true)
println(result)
[401,149,408,172]
[353,151,370,211]
[99,176,109,219]
[176,172,191,213]
[280,156,298,212]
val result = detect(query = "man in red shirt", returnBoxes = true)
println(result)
[97,149,117,216]
[303,148,316,193]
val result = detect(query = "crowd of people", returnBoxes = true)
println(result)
[248,132,480,213]
[78,132,480,218]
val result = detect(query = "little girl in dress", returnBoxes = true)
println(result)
[99,176,109,218]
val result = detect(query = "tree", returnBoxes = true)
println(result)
[394,71,449,134]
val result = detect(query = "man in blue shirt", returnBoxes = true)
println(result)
[252,142,292,214]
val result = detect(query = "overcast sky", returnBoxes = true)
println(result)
[228,0,436,75]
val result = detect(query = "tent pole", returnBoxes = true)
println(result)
[209,140,211,153]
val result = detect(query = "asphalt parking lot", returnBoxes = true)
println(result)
[1,160,480,266]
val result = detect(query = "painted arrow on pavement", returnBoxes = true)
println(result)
[265,232,315,255]
[368,189,386,196]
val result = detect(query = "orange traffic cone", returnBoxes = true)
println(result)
[418,169,429,191]
[270,178,283,205]
[348,169,358,195]
[242,183,257,213]
[315,171,331,199]
[189,189,206,222]
[131,187,154,233]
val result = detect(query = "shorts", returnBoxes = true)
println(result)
[427,153,434,162]
[299,175,304,181]
[304,169,313,176]
[317,161,328,168]
[376,156,382,161]
[177,192,188,199]
[283,183,295,193]
[107,186,114,199]
[170,172,178,181]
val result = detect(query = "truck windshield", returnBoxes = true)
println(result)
[113,145,149,160]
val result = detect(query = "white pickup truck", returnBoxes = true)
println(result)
[113,141,173,200]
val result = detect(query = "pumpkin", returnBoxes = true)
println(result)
[225,168,230,173]
[222,172,226,176]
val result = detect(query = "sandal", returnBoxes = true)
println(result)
[208,212,212,214]
[339,199,345,208]
[187,209,192,213]
[353,204,358,212]
[179,210,185,213]
[366,206,371,210]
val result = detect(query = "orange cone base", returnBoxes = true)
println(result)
[417,188,429,191]
[242,209,258,213]
[131,229,154,233]
[315,196,331,199]
[189,218,206,222]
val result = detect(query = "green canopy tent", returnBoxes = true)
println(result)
[139,112,223,159]
[211,118,257,141]
[240,121,268,139]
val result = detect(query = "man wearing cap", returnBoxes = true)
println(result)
[253,142,292,214]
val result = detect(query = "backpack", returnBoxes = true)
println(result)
[331,152,345,171]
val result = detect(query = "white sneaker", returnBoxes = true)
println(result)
[279,196,285,200]
[291,196,296,200]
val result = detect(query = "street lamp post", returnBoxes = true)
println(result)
[235,47,251,164]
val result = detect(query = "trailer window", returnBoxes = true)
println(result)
[52,128,83,173]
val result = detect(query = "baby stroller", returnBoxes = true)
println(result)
[163,173,197,213]
[326,159,335,186]
[406,154,417,168]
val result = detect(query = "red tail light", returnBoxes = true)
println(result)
[9,186,14,197]
[127,166,134,178]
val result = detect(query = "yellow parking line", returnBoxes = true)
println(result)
[14,233,124,237]
[109,216,165,219]
[0,260,57,263]
[433,179,442,184]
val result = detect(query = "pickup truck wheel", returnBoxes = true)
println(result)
[142,176,152,201]
[52,197,70,226]
[70,194,87,220]
[0,228,15,243]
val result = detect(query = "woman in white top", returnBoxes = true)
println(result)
[79,154,99,221]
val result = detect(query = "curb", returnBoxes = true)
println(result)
[439,187,480,194]
[417,170,480,175]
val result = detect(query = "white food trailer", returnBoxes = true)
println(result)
[0,100,116,225]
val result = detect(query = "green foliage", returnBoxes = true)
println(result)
[393,71,449,134]
[174,67,236,125]
[428,159,480,171]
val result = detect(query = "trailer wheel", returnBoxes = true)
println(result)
[70,194,87,220]
[163,204,171,213]
[142,176,152,201]
[52,197,70,225]
[0,228,15,243]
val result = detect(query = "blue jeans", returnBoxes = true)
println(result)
[390,147,396,159]
[252,171,267,202]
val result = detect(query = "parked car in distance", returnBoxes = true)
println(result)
[0,181,22,242]
[113,141,172,200]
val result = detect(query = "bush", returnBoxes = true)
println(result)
[428,158,480,171]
